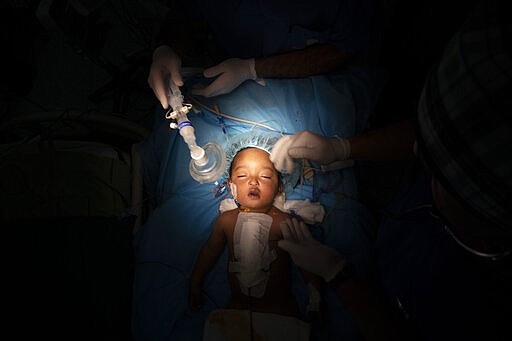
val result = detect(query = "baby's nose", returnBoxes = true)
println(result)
[248,176,259,185]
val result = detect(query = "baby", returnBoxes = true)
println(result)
[188,147,323,340]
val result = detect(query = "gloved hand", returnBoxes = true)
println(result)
[192,58,265,97]
[270,130,353,174]
[278,217,346,282]
[148,45,183,109]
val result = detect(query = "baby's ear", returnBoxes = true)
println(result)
[273,192,286,211]
[228,181,237,199]
[277,174,283,194]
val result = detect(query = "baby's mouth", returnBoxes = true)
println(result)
[248,188,260,199]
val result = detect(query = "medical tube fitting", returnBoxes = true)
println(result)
[178,120,205,161]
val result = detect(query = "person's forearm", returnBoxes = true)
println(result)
[189,243,224,284]
[332,275,410,341]
[348,120,416,161]
[255,44,350,78]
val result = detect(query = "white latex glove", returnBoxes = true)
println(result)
[270,130,353,174]
[148,45,183,109]
[192,58,265,97]
[278,217,346,282]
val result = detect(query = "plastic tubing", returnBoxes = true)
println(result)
[176,111,206,163]
[169,82,208,165]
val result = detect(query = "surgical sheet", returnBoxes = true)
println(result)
[132,66,382,340]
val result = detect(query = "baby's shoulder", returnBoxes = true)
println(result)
[215,209,239,228]
[271,207,292,224]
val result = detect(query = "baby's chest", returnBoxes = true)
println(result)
[226,220,284,257]
[269,220,283,238]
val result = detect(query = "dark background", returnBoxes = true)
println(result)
[1,0,476,340]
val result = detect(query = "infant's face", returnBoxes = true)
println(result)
[230,148,280,210]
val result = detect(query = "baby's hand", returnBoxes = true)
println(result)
[188,280,204,311]
[308,302,328,328]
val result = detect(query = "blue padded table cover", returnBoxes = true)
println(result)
[132,66,383,341]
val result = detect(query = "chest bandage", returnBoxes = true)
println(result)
[229,212,277,298]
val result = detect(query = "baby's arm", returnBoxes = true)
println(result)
[188,216,227,310]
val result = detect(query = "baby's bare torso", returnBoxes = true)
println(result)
[220,207,299,316]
